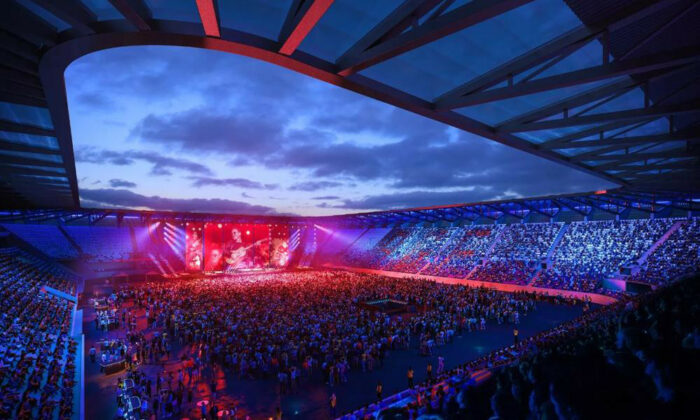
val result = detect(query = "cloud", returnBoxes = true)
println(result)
[337,188,513,211]
[109,179,137,188]
[68,46,618,214]
[80,188,278,214]
[265,131,615,197]
[75,147,213,176]
[288,181,344,191]
[189,176,278,190]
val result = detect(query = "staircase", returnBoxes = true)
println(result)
[57,225,82,254]
[545,223,568,261]
[484,225,506,258]
[527,269,541,286]
[637,220,685,264]
[417,229,460,275]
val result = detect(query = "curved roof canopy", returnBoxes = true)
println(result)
[1,0,699,209]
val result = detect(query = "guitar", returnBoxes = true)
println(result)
[224,238,269,268]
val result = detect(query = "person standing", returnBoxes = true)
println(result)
[513,328,519,345]
[426,363,433,384]
[376,381,383,401]
[407,367,414,389]
[330,393,337,417]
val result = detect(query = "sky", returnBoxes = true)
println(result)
[65,45,616,216]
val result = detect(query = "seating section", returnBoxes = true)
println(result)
[382,228,451,273]
[423,226,498,278]
[64,226,134,261]
[535,218,675,292]
[491,222,561,260]
[467,223,561,285]
[326,218,697,293]
[2,224,79,260]
[470,260,537,285]
[629,218,700,286]
[0,248,78,419]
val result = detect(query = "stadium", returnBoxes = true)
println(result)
[1,1,699,419]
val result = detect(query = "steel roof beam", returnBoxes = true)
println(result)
[0,140,58,155]
[592,150,696,168]
[545,131,700,150]
[195,0,220,38]
[611,160,698,175]
[618,1,700,61]
[501,101,700,132]
[0,119,54,136]
[337,0,533,76]
[433,0,689,106]
[434,25,598,105]
[27,0,97,35]
[0,2,57,47]
[553,198,589,216]
[0,50,39,76]
[0,89,46,107]
[107,0,151,31]
[335,0,443,72]
[437,47,700,109]
[0,66,42,89]
[497,78,640,128]
[0,155,63,168]
[278,0,335,56]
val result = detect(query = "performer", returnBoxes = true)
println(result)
[224,228,246,272]
[186,230,202,270]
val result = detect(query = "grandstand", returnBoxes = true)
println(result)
[1,1,699,420]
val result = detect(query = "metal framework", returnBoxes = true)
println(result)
[0,0,698,210]
[1,188,696,228]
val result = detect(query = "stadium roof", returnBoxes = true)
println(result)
[1,188,698,227]
[1,0,699,210]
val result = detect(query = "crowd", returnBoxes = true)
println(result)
[469,260,537,285]
[535,219,675,292]
[629,218,699,286]
[97,270,574,418]
[343,274,699,419]
[490,223,561,261]
[0,249,78,419]
[326,218,697,294]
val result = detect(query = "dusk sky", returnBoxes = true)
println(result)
[65,46,616,216]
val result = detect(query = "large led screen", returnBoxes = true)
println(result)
[203,223,270,271]
[185,223,204,271]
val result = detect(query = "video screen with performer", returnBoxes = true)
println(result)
[203,223,270,272]
[270,224,291,267]
[185,223,203,271]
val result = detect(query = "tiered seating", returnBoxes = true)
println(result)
[0,249,78,419]
[64,226,134,261]
[630,218,700,286]
[536,218,675,292]
[382,228,451,273]
[343,228,411,268]
[491,222,561,260]
[1,224,78,260]
[424,226,499,278]
[469,260,536,285]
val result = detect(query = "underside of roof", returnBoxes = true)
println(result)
[0,0,698,210]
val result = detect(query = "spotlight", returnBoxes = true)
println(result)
[246,230,250,235]
[218,224,222,228]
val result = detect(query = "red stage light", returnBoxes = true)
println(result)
[246,230,251,235]
[218,224,222,228]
